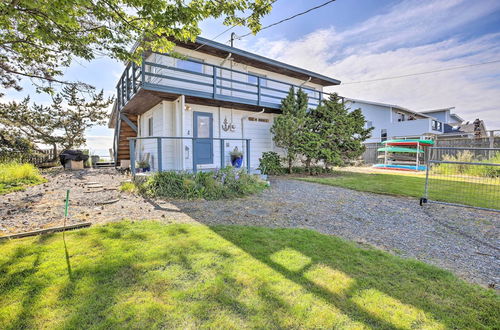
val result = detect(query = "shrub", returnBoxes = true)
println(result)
[290,166,336,175]
[433,151,500,178]
[119,181,137,193]
[258,152,284,175]
[140,167,267,200]
[0,162,45,194]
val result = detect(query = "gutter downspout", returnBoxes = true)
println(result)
[299,77,312,87]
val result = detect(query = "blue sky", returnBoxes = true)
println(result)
[3,0,500,155]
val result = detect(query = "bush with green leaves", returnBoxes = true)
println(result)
[258,152,284,175]
[139,167,267,200]
[289,166,336,175]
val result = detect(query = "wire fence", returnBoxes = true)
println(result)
[421,147,500,212]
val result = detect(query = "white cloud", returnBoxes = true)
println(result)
[84,135,114,156]
[238,0,500,129]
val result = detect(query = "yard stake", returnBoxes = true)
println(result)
[63,189,73,278]
[64,189,70,228]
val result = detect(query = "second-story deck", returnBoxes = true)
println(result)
[116,53,332,114]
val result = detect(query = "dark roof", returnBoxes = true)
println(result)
[175,36,341,86]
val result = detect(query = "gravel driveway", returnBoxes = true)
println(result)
[1,170,498,288]
[174,178,500,288]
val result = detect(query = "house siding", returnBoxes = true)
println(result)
[349,101,443,142]
[144,46,323,106]
[137,101,276,171]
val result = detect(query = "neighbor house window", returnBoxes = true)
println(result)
[177,57,204,73]
[147,117,153,136]
[396,112,406,122]
[248,71,267,87]
[432,120,442,131]
[381,129,387,142]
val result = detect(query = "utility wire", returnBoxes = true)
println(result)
[194,0,279,52]
[341,59,500,85]
[237,0,337,39]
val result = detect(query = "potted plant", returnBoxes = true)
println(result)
[230,147,243,168]
[136,160,150,172]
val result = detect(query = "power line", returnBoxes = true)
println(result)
[194,0,279,52]
[237,0,337,40]
[341,59,500,85]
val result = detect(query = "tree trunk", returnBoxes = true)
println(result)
[288,156,292,174]
[51,144,58,162]
[306,158,311,175]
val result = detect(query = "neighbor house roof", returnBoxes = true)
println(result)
[344,98,435,119]
[169,36,341,86]
[419,107,464,123]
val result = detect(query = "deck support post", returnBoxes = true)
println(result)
[157,137,163,172]
[126,64,130,101]
[129,139,136,177]
[220,139,225,168]
[192,139,197,173]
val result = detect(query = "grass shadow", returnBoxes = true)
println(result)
[208,225,499,329]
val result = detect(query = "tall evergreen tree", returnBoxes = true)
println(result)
[307,93,373,169]
[0,85,112,159]
[270,87,311,173]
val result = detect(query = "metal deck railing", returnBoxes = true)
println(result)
[128,136,251,176]
[116,53,330,111]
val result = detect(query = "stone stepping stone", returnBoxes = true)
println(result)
[86,184,104,188]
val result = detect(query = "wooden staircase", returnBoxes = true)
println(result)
[116,114,138,165]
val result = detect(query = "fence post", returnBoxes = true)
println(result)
[220,139,225,168]
[157,137,162,172]
[424,150,431,199]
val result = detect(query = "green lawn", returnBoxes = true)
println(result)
[296,171,499,209]
[1,221,498,329]
[0,162,46,194]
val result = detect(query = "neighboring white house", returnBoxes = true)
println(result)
[109,37,340,172]
[344,98,445,143]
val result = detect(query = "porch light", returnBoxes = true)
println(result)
[184,105,192,111]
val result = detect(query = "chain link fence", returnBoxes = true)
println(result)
[421,147,500,212]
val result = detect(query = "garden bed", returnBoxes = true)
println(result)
[134,167,268,200]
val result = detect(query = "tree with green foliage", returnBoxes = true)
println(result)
[306,93,373,169]
[0,0,275,94]
[0,85,112,159]
[270,87,309,173]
